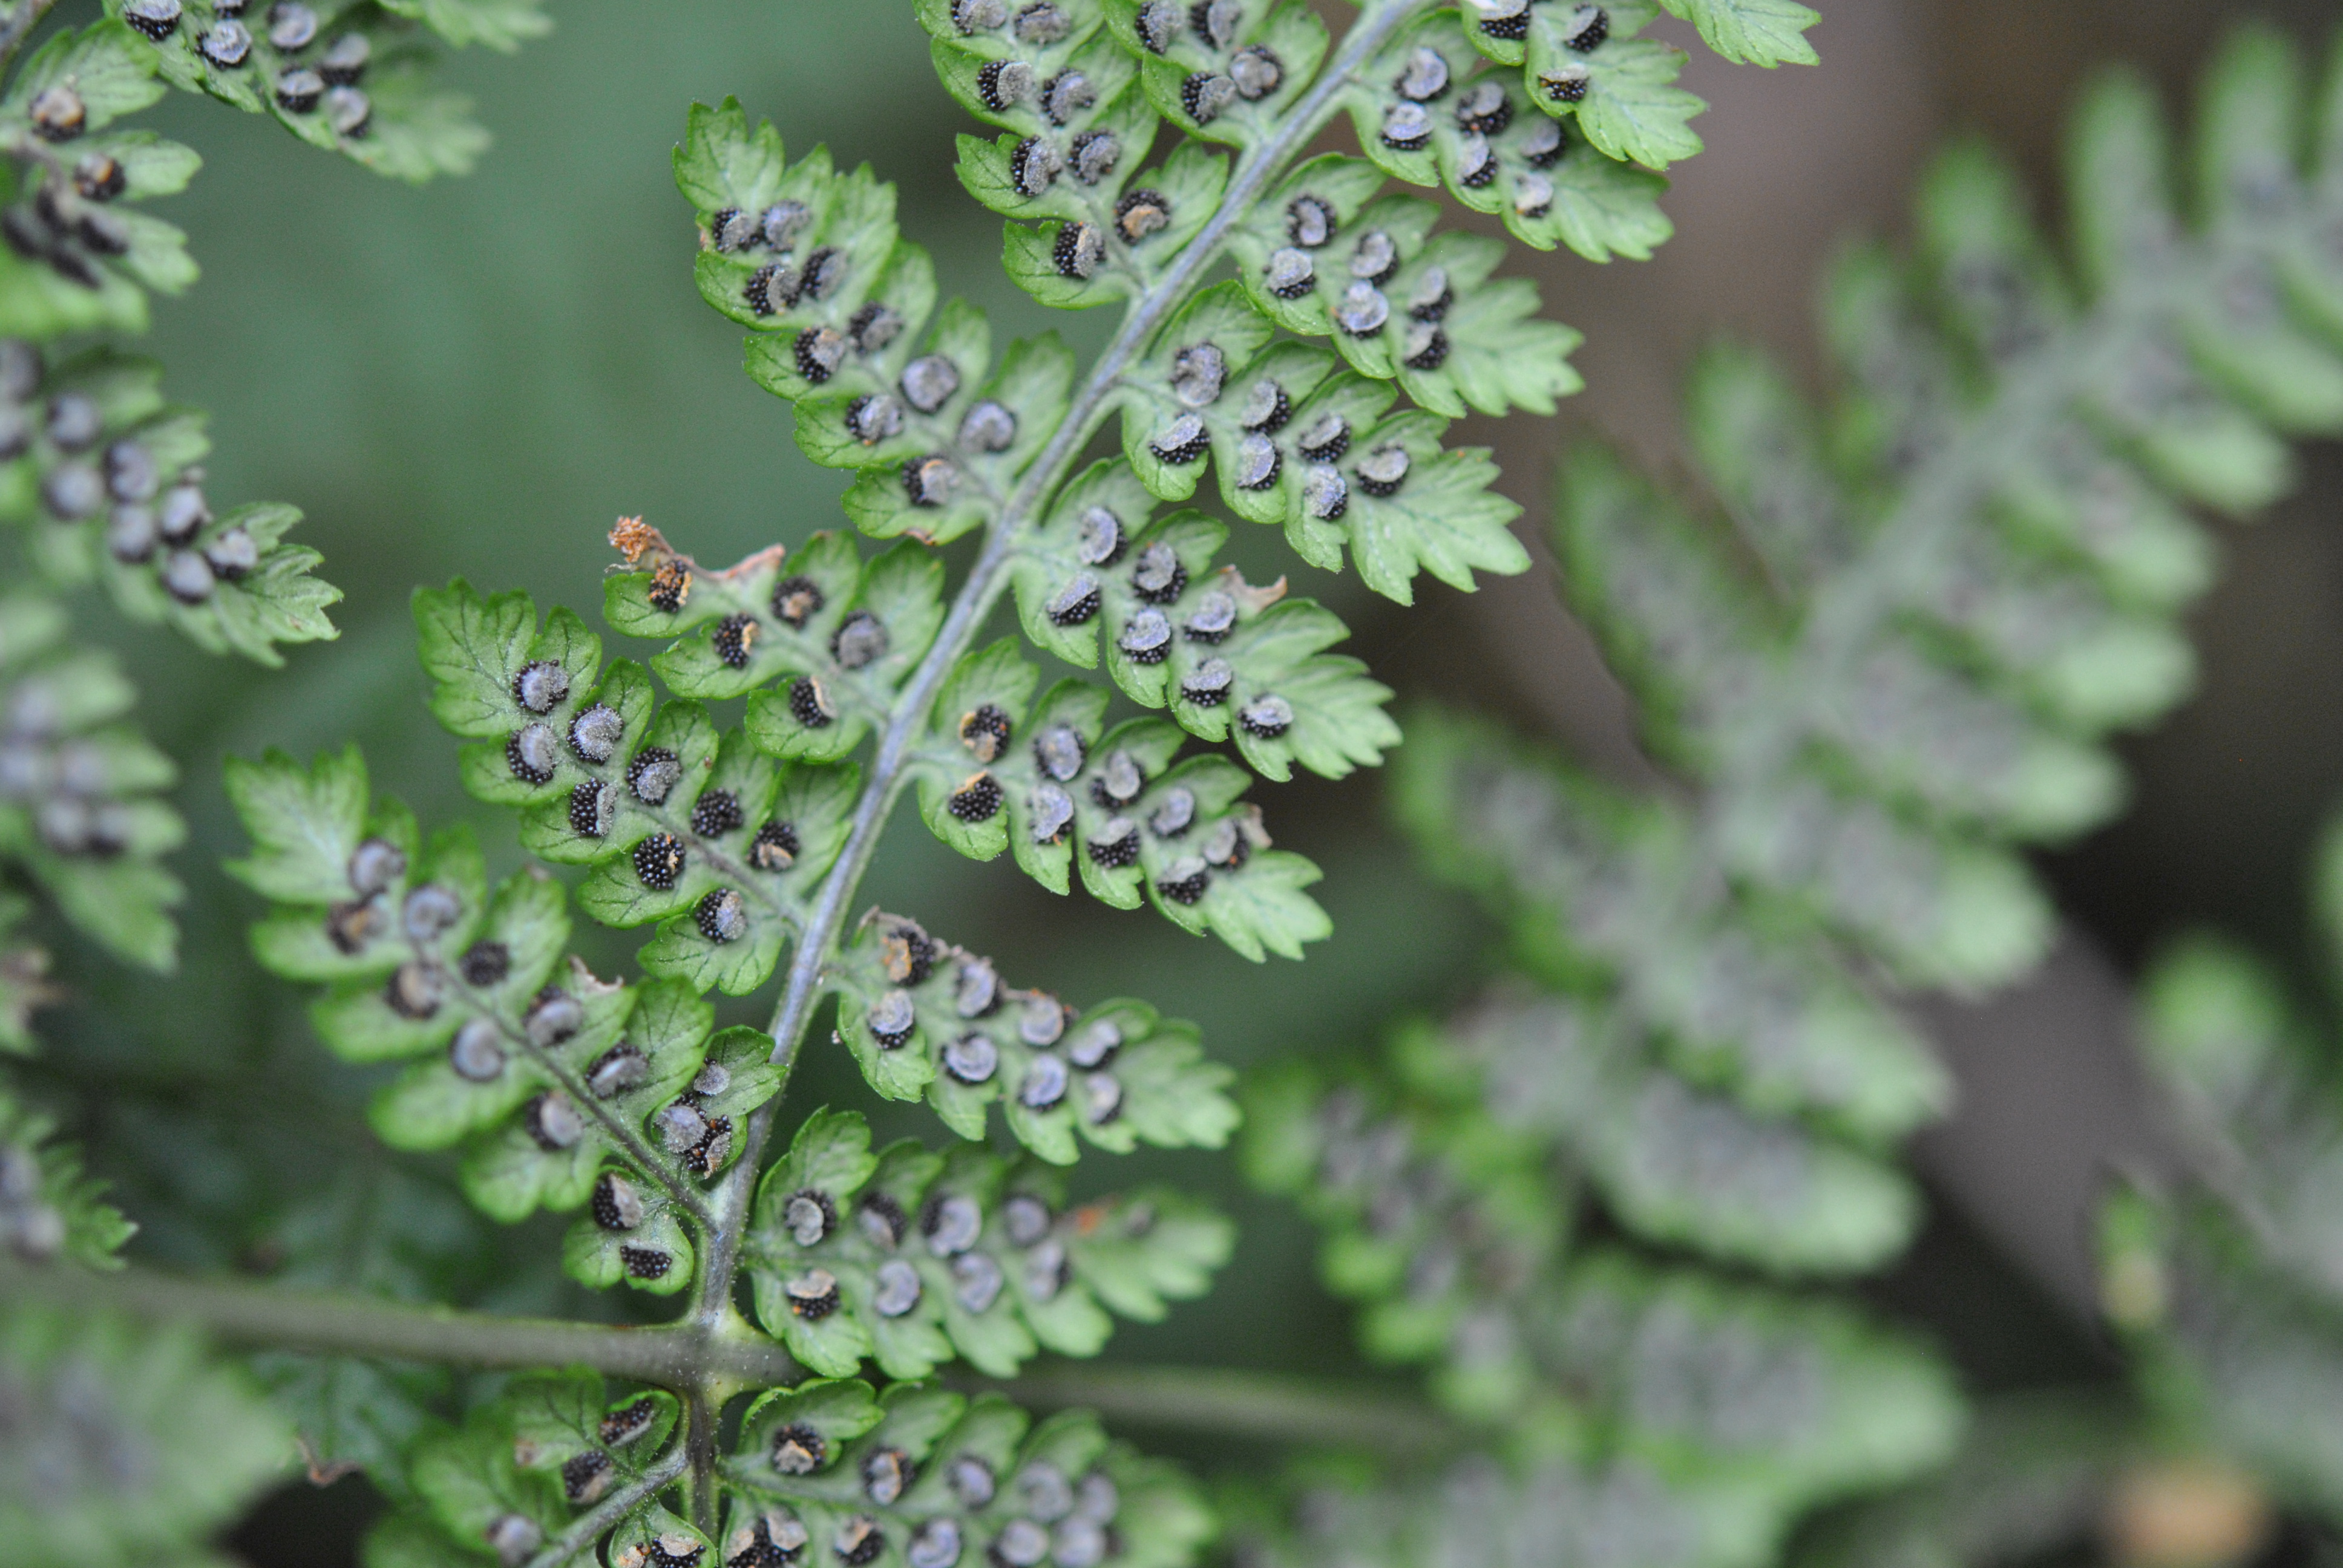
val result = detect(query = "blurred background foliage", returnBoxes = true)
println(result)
[25,0,2343,1560]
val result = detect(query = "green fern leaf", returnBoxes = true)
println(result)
[726,1377,1213,1568]
[746,1108,1230,1378]
[0,1304,292,1562]
[1659,0,1820,67]
[830,911,1237,1157]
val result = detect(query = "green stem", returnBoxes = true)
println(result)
[5,1260,799,1387]
[693,0,1443,1336]
[977,1364,1458,1454]
[685,1388,721,1539]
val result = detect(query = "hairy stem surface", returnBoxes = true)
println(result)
[690,0,1439,1329]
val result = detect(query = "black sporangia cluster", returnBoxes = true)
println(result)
[1,78,140,290]
[1132,0,1287,126]
[0,342,249,605]
[0,659,142,861]
[124,0,376,139]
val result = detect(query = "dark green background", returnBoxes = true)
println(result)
[20,0,2343,1558]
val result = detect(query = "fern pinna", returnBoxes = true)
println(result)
[1803,789,2343,1568]
[1230,18,2343,1568]
[0,1,1832,1564]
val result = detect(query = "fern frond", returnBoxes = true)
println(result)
[743,1108,1231,1379]
[1230,1454,1783,1568]
[226,745,784,1287]
[0,1302,292,1560]
[0,1078,133,1265]
[375,1370,1214,1568]
[111,0,514,180]
[828,911,1237,1159]
[1244,1049,1958,1508]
